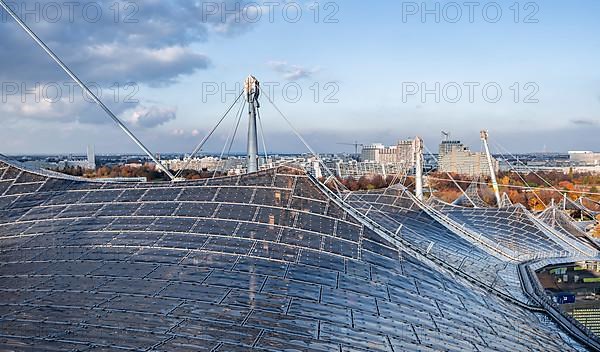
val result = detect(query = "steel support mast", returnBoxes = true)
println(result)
[245,76,260,173]
[481,130,502,208]
[414,136,424,201]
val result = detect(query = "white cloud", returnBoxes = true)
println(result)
[127,106,177,128]
[0,0,259,86]
[267,60,321,80]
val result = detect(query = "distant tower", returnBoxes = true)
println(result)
[313,160,323,179]
[87,145,96,169]
[245,75,260,173]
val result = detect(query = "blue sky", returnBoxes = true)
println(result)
[0,0,599,155]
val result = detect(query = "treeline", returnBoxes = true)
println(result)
[429,171,600,212]
[323,171,600,213]
[322,175,415,192]
[56,165,225,181]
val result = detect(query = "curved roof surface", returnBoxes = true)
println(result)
[436,203,596,258]
[0,158,589,351]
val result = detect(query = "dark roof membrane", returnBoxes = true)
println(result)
[0,158,586,351]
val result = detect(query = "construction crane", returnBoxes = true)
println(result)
[337,141,364,155]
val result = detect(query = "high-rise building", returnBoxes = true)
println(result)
[361,139,416,166]
[86,144,96,170]
[439,140,467,157]
[438,140,498,176]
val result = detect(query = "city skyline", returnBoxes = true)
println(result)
[0,0,599,155]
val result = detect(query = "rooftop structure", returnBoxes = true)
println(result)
[1,154,599,351]
[1,2,599,347]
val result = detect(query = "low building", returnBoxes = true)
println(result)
[569,151,600,166]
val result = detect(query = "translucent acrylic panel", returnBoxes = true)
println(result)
[214,187,254,203]
[45,191,88,206]
[108,217,154,231]
[202,237,255,255]
[111,232,163,246]
[0,208,29,222]
[322,236,359,259]
[141,187,183,201]
[205,175,240,186]
[286,263,337,287]
[9,193,51,209]
[296,212,335,235]
[15,172,46,184]
[175,203,218,217]
[293,177,328,201]
[5,183,43,195]
[255,207,296,227]
[193,219,239,236]
[233,257,288,277]
[2,167,21,180]
[289,197,327,214]
[279,228,322,250]
[298,250,345,272]
[37,179,75,192]
[116,189,146,202]
[0,180,13,195]
[149,217,197,232]
[215,204,258,221]
[237,170,276,186]
[156,233,208,249]
[55,204,103,218]
[81,190,124,203]
[272,174,295,189]
[135,203,179,216]
[235,222,280,241]
[252,189,290,207]
[250,242,299,262]
[178,187,218,201]
[96,203,140,217]
[362,239,398,260]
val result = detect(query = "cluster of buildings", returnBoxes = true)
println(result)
[331,139,419,178]
[21,145,97,171]
[331,136,499,178]
[21,139,599,180]
[160,156,287,176]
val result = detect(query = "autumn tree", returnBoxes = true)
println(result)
[593,217,600,238]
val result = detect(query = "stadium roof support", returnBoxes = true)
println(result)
[245,75,260,173]
[414,136,424,201]
[481,130,502,208]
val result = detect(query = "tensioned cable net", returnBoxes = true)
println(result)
[3,2,600,349]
